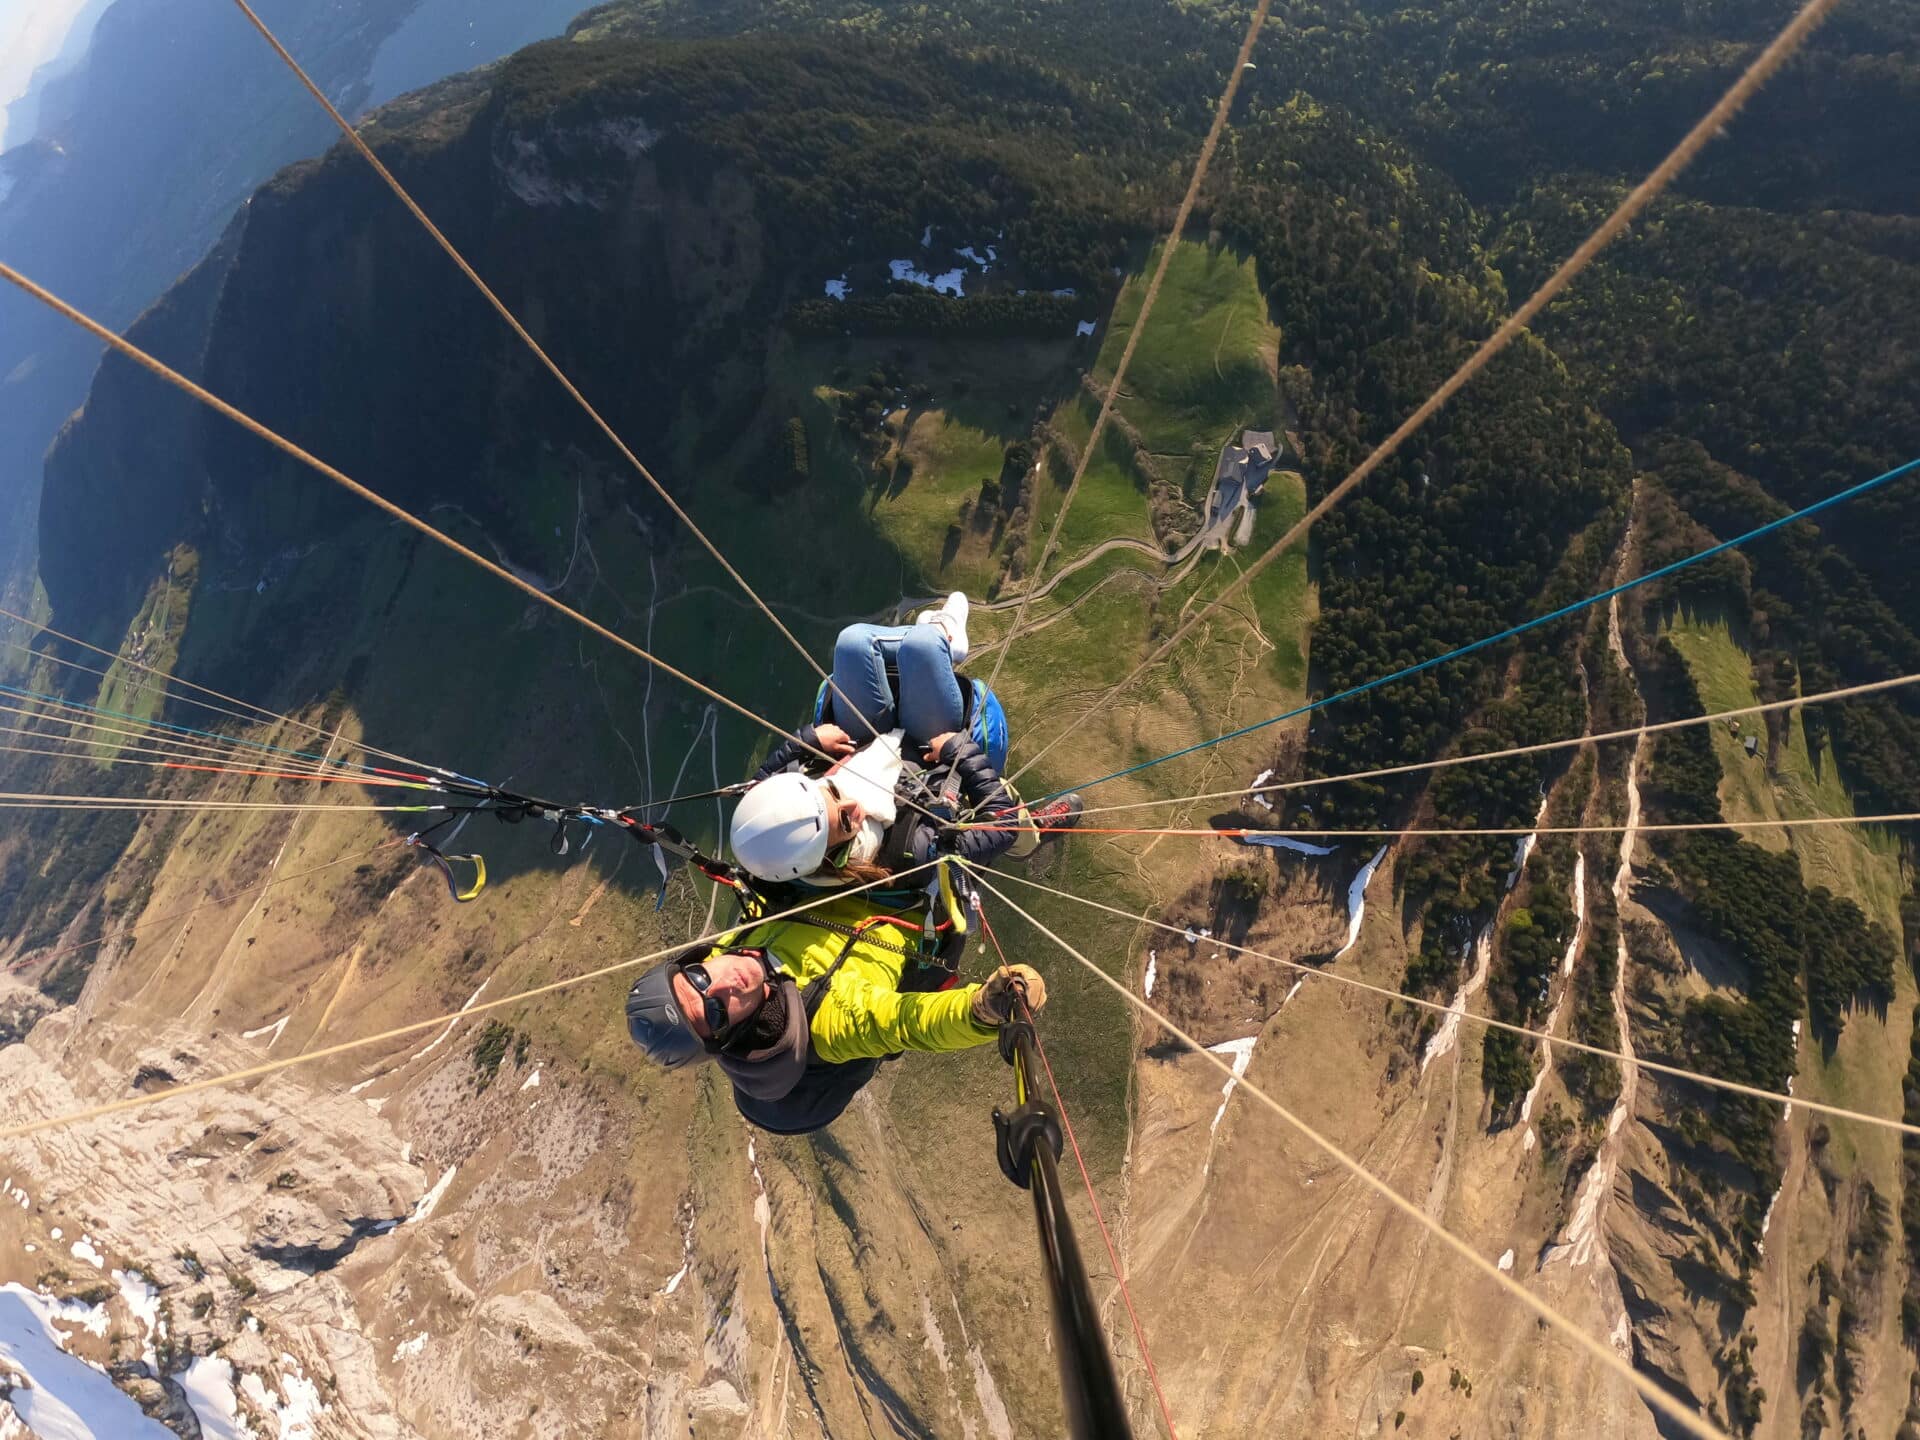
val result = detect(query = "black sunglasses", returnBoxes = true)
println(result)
[822,779,857,858]
[681,961,732,1034]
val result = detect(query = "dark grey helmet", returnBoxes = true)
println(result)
[626,962,709,1070]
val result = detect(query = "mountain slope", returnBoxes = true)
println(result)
[4,4,1918,1437]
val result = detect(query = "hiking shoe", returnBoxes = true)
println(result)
[1028,793,1084,841]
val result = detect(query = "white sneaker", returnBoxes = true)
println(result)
[916,591,971,665]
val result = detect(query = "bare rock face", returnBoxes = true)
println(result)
[0,968,58,1042]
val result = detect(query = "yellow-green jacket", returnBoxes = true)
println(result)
[741,896,996,1061]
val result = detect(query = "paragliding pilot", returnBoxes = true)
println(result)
[626,594,1083,1133]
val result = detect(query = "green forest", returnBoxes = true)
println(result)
[8,2,1919,1432]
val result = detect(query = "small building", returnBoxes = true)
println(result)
[1207,429,1282,545]
[1743,735,1761,758]
[1241,430,1276,492]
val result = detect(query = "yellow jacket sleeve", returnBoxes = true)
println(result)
[811,966,999,1063]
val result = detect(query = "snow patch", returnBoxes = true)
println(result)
[955,245,992,268]
[391,1334,427,1363]
[1782,1018,1802,1122]
[1181,926,1211,946]
[659,1203,694,1297]
[823,277,848,300]
[68,1238,103,1271]
[406,978,489,1064]
[0,1285,169,1438]
[1142,952,1156,999]
[519,1068,541,1093]
[1246,768,1276,811]
[1239,833,1337,857]
[177,1356,252,1440]
[1205,1037,1259,1140]
[240,1015,289,1049]
[409,1166,457,1225]
[1561,853,1587,976]
[111,1272,160,1369]
[1421,926,1493,1074]
[1506,792,1550,890]
[1497,1248,1515,1273]
[1333,846,1390,959]
[1075,321,1096,337]
[239,1361,326,1440]
[888,259,966,296]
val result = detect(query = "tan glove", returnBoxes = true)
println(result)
[971,965,1047,1026]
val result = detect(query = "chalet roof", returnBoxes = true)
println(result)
[1214,445,1249,483]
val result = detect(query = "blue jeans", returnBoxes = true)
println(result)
[829,624,964,743]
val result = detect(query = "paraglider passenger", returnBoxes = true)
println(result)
[728,593,1083,889]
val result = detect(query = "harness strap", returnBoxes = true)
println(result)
[405,833,487,903]
[799,929,866,1015]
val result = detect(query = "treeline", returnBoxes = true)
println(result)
[1637,442,1920,816]
[1209,100,1631,1002]
[491,35,1153,292]
[787,293,1090,339]
[1217,100,1629,805]
[1478,754,1593,1111]
[580,0,1920,219]
[1646,638,1896,1043]
[1640,643,1895,1233]
[1496,185,1920,803]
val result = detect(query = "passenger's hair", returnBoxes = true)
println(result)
[820,857,894,886]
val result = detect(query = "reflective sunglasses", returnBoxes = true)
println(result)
[680,961,733,1034]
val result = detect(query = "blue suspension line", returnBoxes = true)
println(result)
[1032,455,1920,804]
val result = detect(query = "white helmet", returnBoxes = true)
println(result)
[730,773,832,882]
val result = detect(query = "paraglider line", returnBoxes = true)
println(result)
[966,869,1734,1440]
[1006,0,1852,791]
[966,813,1920,839]
[979,905,1181,1440]
[1061,670,1920,819]
[0,257,945,824]
[0,605,455,778]
[1030,454,1920,804]
[0,858,944,1144]
[7,840,402,974]
[978,864,1920,1141]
